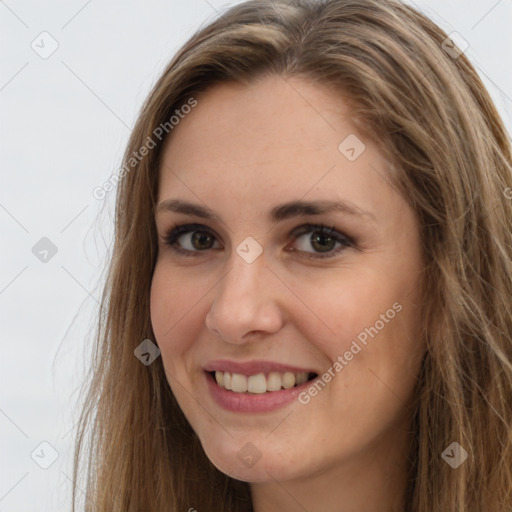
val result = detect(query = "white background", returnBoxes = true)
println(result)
[1,1,511,511]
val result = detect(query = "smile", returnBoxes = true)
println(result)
[204,365,319,413]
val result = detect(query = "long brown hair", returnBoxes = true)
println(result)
[73,1,512,510]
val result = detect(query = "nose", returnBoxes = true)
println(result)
[205,251,285,344]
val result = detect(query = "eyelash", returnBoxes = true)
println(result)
[161,222,355,260]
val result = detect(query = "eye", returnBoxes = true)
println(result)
[161,222,354,259]
[288,223,354,259]
[162,223,220,257]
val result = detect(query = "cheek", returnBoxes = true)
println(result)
[149,263,205,360]
[286,265,423,401]
[286,268,411,348]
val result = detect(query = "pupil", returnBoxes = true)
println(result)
[192,231,212,250]
[312,233,335,253]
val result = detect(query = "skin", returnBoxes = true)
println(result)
[150,74,426,512]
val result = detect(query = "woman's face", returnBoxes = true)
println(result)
[150,74,425,485]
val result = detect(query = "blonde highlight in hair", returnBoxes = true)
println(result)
[73,1,512,510]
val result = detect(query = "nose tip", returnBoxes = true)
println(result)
[205,301,282,345]
[205,306,266,342]
[204,257,284,344]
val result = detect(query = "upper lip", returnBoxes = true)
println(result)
[204,359,317,376]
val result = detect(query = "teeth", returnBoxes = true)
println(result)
[282,372,295,389]
[231,373,248,393]
[214,370,310,393]
[296,372,308,385]
[267,372,282,391]
[248,373,267,394]
[223,372,232,390]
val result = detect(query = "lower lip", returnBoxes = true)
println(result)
[205,371,311,413]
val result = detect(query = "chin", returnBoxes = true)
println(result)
[199,434,297,483]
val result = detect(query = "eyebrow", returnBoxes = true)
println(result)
[155,198,376,223]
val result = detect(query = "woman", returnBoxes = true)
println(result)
[73,0,512,510]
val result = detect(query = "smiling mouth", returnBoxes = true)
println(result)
[209,370,318,394]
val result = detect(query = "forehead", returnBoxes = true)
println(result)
[162,75,355,163]
[157,75,393,219]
